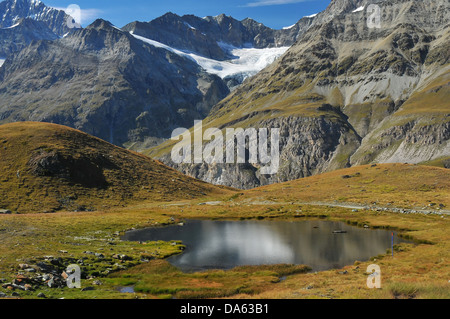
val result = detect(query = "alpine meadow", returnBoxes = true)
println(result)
[0,0,448,304]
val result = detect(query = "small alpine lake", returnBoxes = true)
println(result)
[122,219,411,272]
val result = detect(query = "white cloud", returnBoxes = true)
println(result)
[244,0,310,7]
[77,9,103,24]
[51,6,103,25]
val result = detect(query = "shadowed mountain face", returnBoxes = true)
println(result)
[0,19,230,147]
[150,0,450,189]
[0,17,58,57]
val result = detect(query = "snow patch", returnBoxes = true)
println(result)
[305,13,318,18]
[2,23,20,29]
[282,24,296,30]
[184,22,196,30]
[352,6,365,13]
[0,59,5,67]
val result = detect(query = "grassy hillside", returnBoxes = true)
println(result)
[0,122,231,214]
[240,163,450,210]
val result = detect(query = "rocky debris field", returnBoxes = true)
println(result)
[0,253,142,298]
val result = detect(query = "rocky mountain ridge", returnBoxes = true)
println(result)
[122,12,316,61]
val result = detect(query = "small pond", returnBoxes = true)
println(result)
[122,220,410,272]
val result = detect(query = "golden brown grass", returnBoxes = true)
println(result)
[240,163,450,210]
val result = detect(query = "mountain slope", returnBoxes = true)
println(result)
[149,0,450,189]
[0,122,230,214]
[0,17,58,58]
[0,19,229,148]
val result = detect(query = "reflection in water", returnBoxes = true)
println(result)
[122,220,409,272]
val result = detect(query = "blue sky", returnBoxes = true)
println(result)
[44,0,330,29]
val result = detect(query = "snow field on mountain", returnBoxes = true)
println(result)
[130,32,289,80]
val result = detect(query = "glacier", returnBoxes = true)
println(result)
[130,32,289,83]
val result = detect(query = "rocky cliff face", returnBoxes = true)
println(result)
[151,0,450,189]
[158,114,361,189]
[0,19,229,147]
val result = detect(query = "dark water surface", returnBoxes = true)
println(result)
[122,220,409,272]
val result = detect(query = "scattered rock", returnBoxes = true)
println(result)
[112,254,132,261]
[37,292,46,298]
[0,209,12,214]
[81,287,94,292]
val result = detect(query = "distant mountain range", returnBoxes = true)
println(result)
[0,0,309,148]
[0,0,448,190]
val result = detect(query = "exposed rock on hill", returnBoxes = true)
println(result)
[0,122,230,213]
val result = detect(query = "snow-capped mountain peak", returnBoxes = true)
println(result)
[0,0,74,36]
